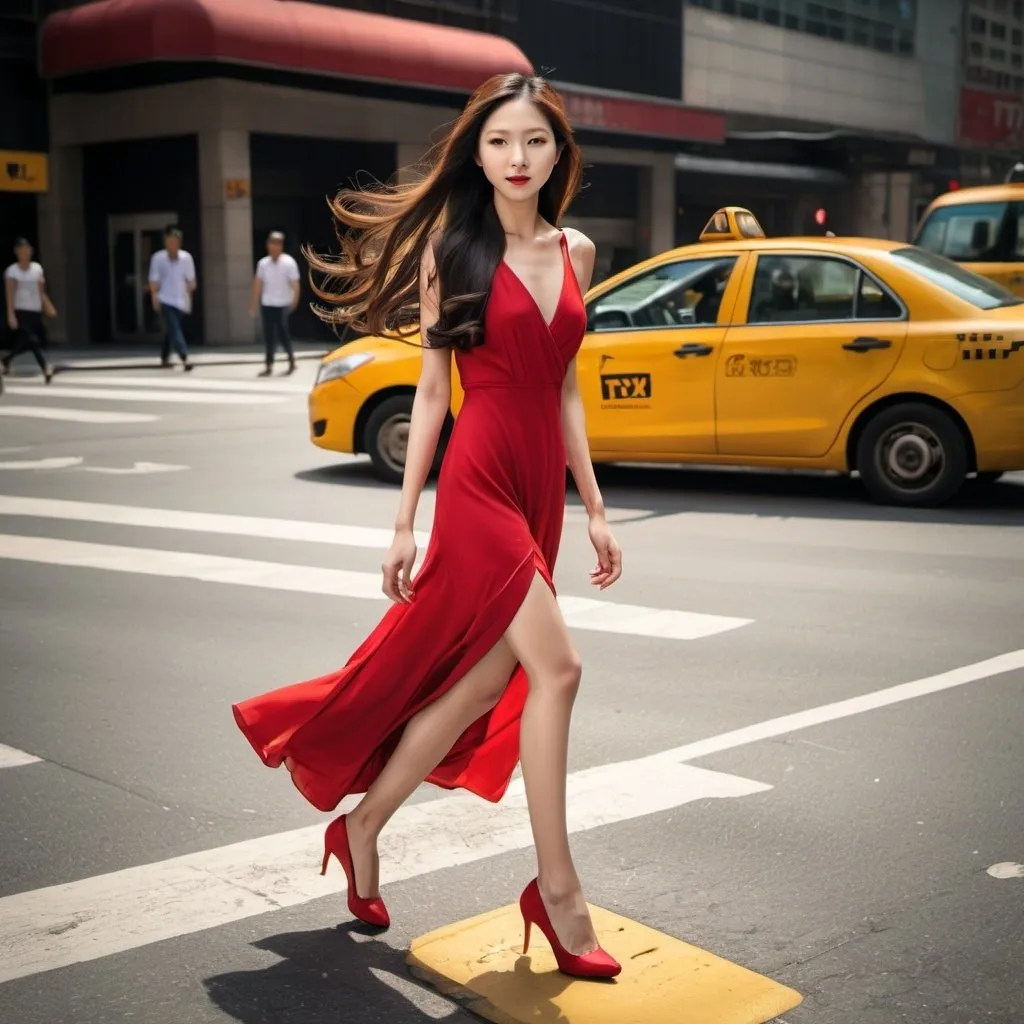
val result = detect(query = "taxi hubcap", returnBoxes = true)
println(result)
[378,414,410,472]
[881,423,943,487]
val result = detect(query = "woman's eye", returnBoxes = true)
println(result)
[529,137,547,145]
[489,138,506,146]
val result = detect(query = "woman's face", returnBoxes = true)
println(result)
[477,96,559,205]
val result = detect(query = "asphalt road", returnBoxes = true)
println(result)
[0,355,1022,1024]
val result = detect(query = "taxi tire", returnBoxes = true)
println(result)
[856,402,968,508]
[364,394,449,485]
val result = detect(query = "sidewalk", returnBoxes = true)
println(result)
[47,341,332,372]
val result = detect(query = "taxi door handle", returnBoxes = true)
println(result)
[674,342,713,358]
[843,336,892,352]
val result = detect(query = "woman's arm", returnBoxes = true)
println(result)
[561,231,603,518]
[4,277,16,329]
[393,242,451,534]
[561,231,622,589]
[382,241,451,602]
[38,266,57,318]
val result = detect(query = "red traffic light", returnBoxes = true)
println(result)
[814,207,828,226]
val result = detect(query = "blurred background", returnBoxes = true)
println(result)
[1,0,1019,348]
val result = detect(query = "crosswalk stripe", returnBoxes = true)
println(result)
[18,374,310,394]
[0,406,159,423]
[0,496,426,548]
[0,533,752,640]
[0,743,41,769]
[0,759,770,984]
[3,385,287,405]
[4,649,1022,985]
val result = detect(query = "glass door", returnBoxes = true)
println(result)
[108,213,177,342]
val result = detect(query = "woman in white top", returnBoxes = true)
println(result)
[3,238,55,383]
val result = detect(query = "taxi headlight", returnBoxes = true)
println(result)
[316,352,375,385]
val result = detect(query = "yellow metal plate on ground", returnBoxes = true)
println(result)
[407,901,803,1023]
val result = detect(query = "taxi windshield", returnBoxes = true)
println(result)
[888,248,1024,309]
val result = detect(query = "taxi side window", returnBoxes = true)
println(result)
[749,256,902,323]
[915,202,1018,262]
[586,256,738,332]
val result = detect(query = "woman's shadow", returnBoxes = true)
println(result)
[204,923,577,1024]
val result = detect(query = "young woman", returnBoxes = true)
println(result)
[233,73,623,979]
[3,238,55,383]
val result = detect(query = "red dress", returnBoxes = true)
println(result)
[233,231,585,810]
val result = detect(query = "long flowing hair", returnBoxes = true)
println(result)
[306,73,583,351]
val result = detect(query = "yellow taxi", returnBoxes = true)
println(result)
[913,181,1024,296]
[309,207,1024,507]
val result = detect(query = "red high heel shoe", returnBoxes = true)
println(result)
[519,879,621,979]
[320,815,390,928]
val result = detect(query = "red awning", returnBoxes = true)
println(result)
[41,0,533,93]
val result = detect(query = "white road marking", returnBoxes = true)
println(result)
[0,743,41,769]
[649,648,1024,766]
[0,495,427,549]
[0,406,158,424]
[987,862,1024,879]
[18,374,309,395]
[3,385,287,406]
[0,457,84,471]
[3,649,1023,983]
[0,534,750,640]
[56,353,325,369]
[0,760,770,984]
[558,594,748,639]
[79,462,189,476]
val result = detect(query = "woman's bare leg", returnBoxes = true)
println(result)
[503,572,598,955]
[344,638,518,898]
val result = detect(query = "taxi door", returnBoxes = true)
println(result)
[577,253,746,455]
[716,252,906,458]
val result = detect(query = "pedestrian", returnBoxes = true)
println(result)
[232,73,624,978]
[148,225,196,371]
[2,238,55,383]
[250,230,299,376]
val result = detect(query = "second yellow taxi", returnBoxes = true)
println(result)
[309,207,1024,507]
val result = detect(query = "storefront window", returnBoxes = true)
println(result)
[687,0,916,56]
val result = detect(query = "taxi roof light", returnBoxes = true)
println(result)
[699,206,766,242]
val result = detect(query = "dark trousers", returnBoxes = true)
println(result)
[160,305,188,363]
[3,310,47,372]
[261,305,294,366]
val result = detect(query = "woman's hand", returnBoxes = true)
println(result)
[381,528,417,603]
[588,515,622,590]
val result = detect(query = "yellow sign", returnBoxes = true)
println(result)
[224,178,250,200]
[0,151,49,193]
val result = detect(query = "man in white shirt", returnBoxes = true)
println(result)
[250,231,300,376]
[3,237,55,383]
[148,225,196,371]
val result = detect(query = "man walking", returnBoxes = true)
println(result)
[250,230,299,376]
[148,225,196,371]
[3,238,55,383]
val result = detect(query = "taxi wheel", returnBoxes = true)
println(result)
[365,396,414,484]
[856,403,968,507]
[363,395,449,484]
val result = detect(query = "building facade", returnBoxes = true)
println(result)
[678,0,963,242]
[27,0,723,348]
[6,0,1005,350]
[959,0,1024,180]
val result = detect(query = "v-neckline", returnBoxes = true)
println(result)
[500,232,568,331]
